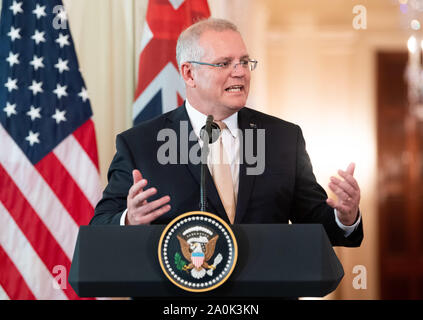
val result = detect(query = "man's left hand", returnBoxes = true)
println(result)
[326,162,361,226]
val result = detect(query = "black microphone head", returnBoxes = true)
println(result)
[200,122,220,144]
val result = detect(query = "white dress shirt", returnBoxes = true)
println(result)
[185,99,240,203]
[121,99,361,236]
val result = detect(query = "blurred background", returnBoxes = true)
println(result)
[6,0,420,299]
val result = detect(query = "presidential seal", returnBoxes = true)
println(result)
[158,211,238,292]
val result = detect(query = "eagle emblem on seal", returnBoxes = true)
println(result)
[175,226,223,279]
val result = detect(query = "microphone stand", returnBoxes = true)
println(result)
[200,115,214,212]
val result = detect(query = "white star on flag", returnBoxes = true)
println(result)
[5,77,18,92]
[32,30,46,45]
[54,58,69,74]
[29,55,45,71]
[56,33,70,48]
[7,26,21,41]
[6,52,20,67]
[26,106,42,121]
[32,4,47,19]
[28,80,44,96]
[25,130,40,146]
[53,84,68,99]
[78,87,89,102]
[9,0,23,15]
[3,102,17,117]
[52,109,67,124]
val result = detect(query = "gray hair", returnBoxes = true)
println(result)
[176,18,239,71]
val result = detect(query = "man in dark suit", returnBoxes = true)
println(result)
[91,18,363,247]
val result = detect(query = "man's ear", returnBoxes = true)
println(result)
[180,63,196,88]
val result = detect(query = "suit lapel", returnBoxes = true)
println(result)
[235,108,258,223]
[165,104,229,222]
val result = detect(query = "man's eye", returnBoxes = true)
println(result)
[240,60,249,66]
[216,62,230,68]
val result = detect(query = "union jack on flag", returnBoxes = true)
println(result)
[133,0,210,125]
[0,0,100,299]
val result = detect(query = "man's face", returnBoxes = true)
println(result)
[189,30,251,116]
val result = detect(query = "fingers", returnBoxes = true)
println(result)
[128,190,171,225]
[338,169,359,191]
[128,178,148,199]
[132,186,157,206]
[328,177,360,208]
[133,196,171,224]
[130,194,171,225]
[327,162,361,225]
[126,170,171,225]
[128,170,144,198]
[133,169,143,184]
[329,162,360,199]
[346,162,355,175]
[136,205,171,225]
[137,195,170,215]
[329,176,357,200]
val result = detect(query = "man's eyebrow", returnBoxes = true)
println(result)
[212,54,250,62]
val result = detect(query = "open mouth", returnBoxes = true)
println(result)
[225,85,244,93]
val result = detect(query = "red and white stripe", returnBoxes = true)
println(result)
[0,284,10,300]
[0,120,101,300]
[192,256,205,269]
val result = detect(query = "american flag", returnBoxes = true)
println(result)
[133,0,210,124]
[0,0,101,299]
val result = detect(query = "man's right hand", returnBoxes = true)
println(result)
[126,169,171,225]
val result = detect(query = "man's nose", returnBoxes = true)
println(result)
[231,62,247,76]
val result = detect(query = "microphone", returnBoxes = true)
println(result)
[199,115,220,212]
[206,114,213,135]
[200,115,220,144]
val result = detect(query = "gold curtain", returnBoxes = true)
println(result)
[65,0,138,187]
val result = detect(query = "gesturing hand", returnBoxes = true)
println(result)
[126,169,171,225]
[326,163,361,226]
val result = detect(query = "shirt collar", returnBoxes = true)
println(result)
[185,99,239,138]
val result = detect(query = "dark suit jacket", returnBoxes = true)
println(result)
[91,104,363,247]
